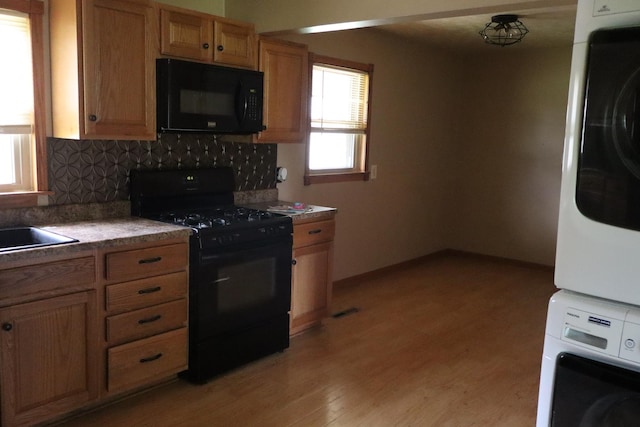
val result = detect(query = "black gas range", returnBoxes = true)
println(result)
[154,206,292,249]
[130,167,292,383]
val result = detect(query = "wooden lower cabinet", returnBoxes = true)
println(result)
[290,218,335,335]
[0,291,99,427]
[0,237,189,426]
[107,328,188,393]
[103,241,188,396]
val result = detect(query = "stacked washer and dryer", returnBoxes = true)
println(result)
[537,0,640,425]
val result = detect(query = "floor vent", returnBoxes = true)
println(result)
[332,307,360,318]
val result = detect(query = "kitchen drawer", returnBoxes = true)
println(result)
[106,298,187,346]
[105,243,188,282]
[0,256,96,301]
[106,271,187,314]
[107,327,187,393]
[293,219,335,249]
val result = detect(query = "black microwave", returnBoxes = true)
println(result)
[156,58,265,134]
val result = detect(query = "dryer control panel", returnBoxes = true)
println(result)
[562,307,624,357]
[620,312,640,364]
[554,290,640,366]
[594,0,640,16]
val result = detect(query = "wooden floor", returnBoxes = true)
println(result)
[57,253,557,427]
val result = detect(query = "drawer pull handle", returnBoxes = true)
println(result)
[308,229,322,235]
[138,286,162,295]
[140,353,163,363]
[138,314,162,325]
[139,256,162,264]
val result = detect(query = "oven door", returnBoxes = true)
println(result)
[551,353,640,426]
[190,235,292,340]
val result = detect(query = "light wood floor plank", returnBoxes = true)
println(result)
[56,253,556,426]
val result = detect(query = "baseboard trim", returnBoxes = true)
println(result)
[333,249,554,288]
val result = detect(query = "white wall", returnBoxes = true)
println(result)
[276,30,457,281]
[156,0,224,15]
[275,29,571,279]
[445,47,571,265]
[226,0,575,33]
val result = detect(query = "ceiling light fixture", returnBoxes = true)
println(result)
[479,14,529,47]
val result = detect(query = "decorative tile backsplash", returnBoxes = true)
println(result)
[47,134,278,205]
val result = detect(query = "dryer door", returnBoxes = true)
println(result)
[577,26,640,230]
[551,353,640,426]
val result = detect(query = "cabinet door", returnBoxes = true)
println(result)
[213,18,256,68]
[82,0,156,139]
[258,38,309,143]
[0,292,98,427]
[159,8,213,62]
[290,241,333,335]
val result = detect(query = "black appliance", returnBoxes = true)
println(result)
[130,167,292,383]
[577,26,640,230]
[156,58,265,134]
[551,353,640,426]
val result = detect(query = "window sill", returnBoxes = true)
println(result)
[0,191,52,209]
[304,171,369,185]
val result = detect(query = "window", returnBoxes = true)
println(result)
[0,0,46,206]
[305,54,373,185]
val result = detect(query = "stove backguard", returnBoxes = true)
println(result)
[130,167,236,217]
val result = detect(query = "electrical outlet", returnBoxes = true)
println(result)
[370,165,377,180]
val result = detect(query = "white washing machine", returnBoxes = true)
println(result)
[555,0,640,306]
[537,290,640,426]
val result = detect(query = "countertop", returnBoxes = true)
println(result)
[0,198,335,264]
[0,218,191,265]
[241,201,337,223]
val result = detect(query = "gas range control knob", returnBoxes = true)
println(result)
[625,338,636,349]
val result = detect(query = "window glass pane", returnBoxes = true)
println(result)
[0,11,34,127]
[308,58,371,179]
[0,133,31,189]
[309,132,357,170]
[311,65,368,130]
[0,135,16,185]
[0,10,34,192]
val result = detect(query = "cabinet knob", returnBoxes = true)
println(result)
[292,259,297,266]
[217,45,224,52]
[2,323,12,331]
[202,43,209,49]
[88,114,97,122]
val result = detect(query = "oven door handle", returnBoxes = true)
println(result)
[211,277,231,284]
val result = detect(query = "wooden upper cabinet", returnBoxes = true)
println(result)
[213,19,256,68]
[258,38,309,143]
[50,0,156,140]
[159,5,256,69]
[159,7,212,62]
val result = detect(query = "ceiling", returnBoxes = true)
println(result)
[371,5,577,50]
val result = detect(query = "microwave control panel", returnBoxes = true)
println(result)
[246,91,260,121]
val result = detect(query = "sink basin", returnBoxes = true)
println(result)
[0,227,78,252]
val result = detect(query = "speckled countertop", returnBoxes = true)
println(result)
[0,218,191,264]
[0,192,333,264]
[241,200,337,223]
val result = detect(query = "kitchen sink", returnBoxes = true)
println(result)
[0,226,78,252]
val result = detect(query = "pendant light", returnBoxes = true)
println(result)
[479,14,529,47]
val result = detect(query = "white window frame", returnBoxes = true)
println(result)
[0,0,47,206]
[305,54,373,185]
